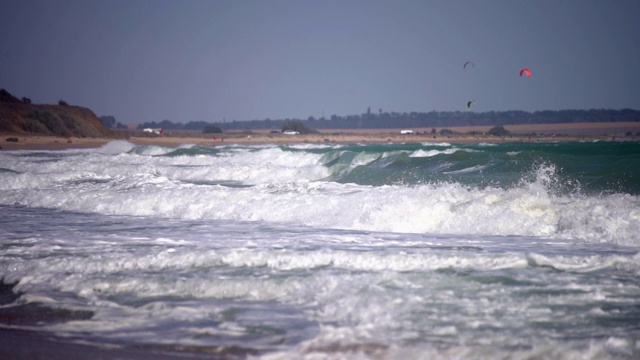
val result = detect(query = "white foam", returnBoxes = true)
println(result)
[443,164,488,174]
[2,145,639,245]
[409,148,460,157]
[420,142,451,147]
[3,142,639,358]
[286,143,341,150]
[95,140,137,155]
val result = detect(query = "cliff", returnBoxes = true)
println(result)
[0,89,112,137]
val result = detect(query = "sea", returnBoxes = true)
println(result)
[1,140,639,359]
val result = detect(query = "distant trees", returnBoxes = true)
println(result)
[21,97,31,104]
[99,116,116,128]
[99,115,128,130]
[183,121,215,131]
[131,108,640,134]
[58,100,69,106]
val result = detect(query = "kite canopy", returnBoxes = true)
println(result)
[519,68,531,78]
[464,61,474,70]
[466,100,475,110]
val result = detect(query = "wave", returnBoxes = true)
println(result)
[409,147,463,158]
[1,141,639,245]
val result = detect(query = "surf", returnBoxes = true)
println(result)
[0,141,638,245]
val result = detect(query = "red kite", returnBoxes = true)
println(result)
[519,68,531,78]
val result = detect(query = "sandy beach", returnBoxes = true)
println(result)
[1,122,639,150]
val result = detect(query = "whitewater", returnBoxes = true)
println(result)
[1,140,639,359]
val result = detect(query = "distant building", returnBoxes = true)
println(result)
[400,130,414,134]
[143,128,163,135]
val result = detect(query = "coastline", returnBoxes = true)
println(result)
[0,327,251,360]
[1,121,638,150]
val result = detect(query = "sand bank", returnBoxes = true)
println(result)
[1,122,638,150]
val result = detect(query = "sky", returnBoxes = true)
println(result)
[1,0,639,124]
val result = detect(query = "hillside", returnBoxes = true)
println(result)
[0,89,111,138]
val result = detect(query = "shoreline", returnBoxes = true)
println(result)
[1,122,638,150]
[0,328,230,360]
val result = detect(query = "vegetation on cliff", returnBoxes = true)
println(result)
[0,89,111,137]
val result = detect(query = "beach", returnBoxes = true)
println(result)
[1,121,639,150]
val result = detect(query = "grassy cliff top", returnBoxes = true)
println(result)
[0,89,111,138]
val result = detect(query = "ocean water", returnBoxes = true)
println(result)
[1,140,639,359]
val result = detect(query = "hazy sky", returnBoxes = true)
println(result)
[1,0,639,124]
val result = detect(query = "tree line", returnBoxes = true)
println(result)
[116,108,639,133]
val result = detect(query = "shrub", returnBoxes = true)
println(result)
[58,100,69,106]
[203,125,223,134]
[22,117,51,134]
[487,125,510,136]
[281,120,316,134]
[59,113,102,137]
[26,110,71,136]
[5,137,18,142]
[99,116,116,128]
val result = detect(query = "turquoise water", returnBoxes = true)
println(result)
[295,141,640,193]
[1,140,639,358]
